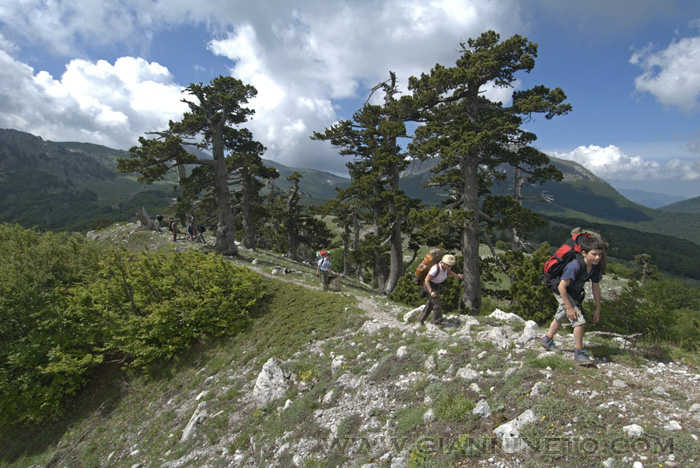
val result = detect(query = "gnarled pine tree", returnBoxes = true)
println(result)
[118,76,261,255]
[406,31,571,314]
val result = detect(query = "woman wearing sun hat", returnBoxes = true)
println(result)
[417,254,463,327]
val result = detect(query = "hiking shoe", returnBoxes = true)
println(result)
[541,336,559,351]
[574,349,594,365]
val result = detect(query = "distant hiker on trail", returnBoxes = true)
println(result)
[417,254,463,327]
[196,223,206,243]
[541,236,605,365]
[187,223,196,241]
[315,251,332,291]
[168,217,178,242]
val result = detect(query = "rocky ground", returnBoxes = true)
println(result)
[58,224,700,467]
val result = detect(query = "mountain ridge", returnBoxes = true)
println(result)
[1,128,699,252]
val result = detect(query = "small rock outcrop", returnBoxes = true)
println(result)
[252,357,293,407]
[181,401,208,442]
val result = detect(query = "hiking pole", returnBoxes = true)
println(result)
[457,278,462,315]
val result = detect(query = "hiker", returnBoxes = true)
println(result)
[417,254,463,327]
[168,217,178,242]
[315,251,332,291]
[196,223,206,243]
[541,236,604,365]
[187,223,196,242]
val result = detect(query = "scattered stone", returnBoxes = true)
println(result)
[612,379,628,388]
[515,327,540,346]
[537,351,558,360]
[331,355,345,374]
[473,399,491,418]
[477,327,509,349]
[403,306,424,323]
[531,382,546,396]
[390,451,408,468]
[623,424,644,437]
[181,401,208,442]
[423,408,436,424]
[322,390,334,405]
[493,409,538,453]
[456,367,480,381]
[424,355,436,371]
[252,357,293,407]
[664,420,682,431]
[396,346,409,359]
[688,403,700,413]
[487,309,525,323]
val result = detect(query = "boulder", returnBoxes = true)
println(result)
[473,399,491,418]
[493,409,538,453]
[252,358,293,407]
[623,424,644,437]
[456,367,480,381]
[181,401,208,442]
[488,309,525,323]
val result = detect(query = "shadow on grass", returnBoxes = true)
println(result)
[0,362,126,466]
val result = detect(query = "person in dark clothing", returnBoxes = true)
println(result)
[541,237,605,365]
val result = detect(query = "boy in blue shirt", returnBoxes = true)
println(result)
[541,237,605,364]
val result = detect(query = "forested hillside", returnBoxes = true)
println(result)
[659,195,700,214]
[0,129,174,231]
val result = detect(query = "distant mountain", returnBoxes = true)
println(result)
[658,196,700,213]
[2,128,699,275]
[0,129,172,231]
[262,159,350,201]
[616,188,687,209]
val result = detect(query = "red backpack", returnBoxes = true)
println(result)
[541,232,591,291]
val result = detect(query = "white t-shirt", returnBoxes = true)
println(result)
[427,263,448,283]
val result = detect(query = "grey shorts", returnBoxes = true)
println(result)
[554,295,586,327]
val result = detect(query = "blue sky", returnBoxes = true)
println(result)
[0,0,699,198]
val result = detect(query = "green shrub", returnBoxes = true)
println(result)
[434,390,475,421]
[484,244,557,324]
[72,248,267,370]
[388,274,423,308]
[0,226,267,428]
[598,277,700,349]
[0,224,103,426]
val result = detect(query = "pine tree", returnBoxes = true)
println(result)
[405,31,571,313]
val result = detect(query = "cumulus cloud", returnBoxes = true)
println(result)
[0,0,527,174]
[630,34,700,112]
[0,51,188,148]
[551,145,700,181]
[204,0,524,172]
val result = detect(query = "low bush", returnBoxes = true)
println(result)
[0,225,267,427]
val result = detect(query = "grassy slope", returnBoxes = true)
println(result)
[1,227,699,468]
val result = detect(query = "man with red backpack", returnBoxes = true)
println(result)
[541,236,605,365]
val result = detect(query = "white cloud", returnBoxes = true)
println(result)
[630,35,700,112]
[0,52,187,148]
[551,145,700,181]
[0,0,528,173]
[202,0,524,173]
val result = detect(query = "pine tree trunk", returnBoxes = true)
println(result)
[461,156,482,315]
[212,136,238,255]
[385,164,403,293]
[241,170,256,249]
